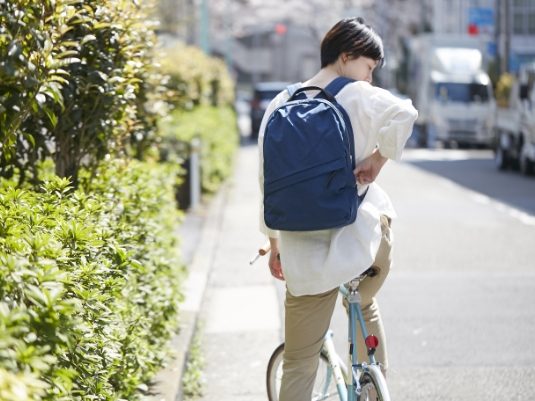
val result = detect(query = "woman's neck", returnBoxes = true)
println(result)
[303,64,342,88]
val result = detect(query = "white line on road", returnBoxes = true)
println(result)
[400,150,535,227]
[470,192,535,226]
[402,148,492,161]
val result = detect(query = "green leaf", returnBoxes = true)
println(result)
[43,107,58,127]
[49,75,69,85]
[57,50,79,59]
[93,22,111,30]
[7,42,20,57]
[25,284,48,307]
[22,132,36,148]
[81,34,97,46]
[36,93,46,104]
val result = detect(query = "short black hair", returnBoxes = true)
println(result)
[320,17,384,68]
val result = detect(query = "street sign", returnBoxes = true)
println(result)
[468,7,495,35]
[487,41,497,57]
[469,7,494,27]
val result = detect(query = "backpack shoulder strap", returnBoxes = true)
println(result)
[286,82,303,98]
[324,76,355,97]
[323,76,357,169]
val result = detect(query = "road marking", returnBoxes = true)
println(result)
[402,149,492,161]
[204,285,281,334]
[398,151,535,227]
[470,192,535,226]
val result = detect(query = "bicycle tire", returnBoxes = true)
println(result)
[266,343,339,401]
[357,364,391,401]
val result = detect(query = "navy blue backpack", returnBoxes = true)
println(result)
[263,77,364,231]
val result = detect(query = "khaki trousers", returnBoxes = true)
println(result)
[279,215,392,401]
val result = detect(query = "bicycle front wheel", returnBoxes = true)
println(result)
[266,343,339,401]
[358,364,390,401]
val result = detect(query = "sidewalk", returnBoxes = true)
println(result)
[193,142,283,401]
[148,142,283,401]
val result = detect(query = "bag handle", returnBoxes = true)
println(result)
[288,86,336,102]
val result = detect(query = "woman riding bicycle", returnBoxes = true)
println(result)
[258,17,417,401]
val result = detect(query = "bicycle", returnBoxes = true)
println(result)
[250,244,391,401]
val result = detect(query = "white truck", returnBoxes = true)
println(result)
[493,62,535,175]
[407,35,495,148]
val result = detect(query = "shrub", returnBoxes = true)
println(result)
[0,159,184,400]
[158,43,238,202]
[1,3,237,399]
[160,43,235,110]
[159,105,239,194]
[0,0,165,187]
[0,0,75,183]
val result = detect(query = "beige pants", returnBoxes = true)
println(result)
[279,215,392,401]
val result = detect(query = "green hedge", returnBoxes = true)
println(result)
[1,2,238,400]
[0,159,183,401]
[0,0,164,186]
[159,105,239,194]
[158,43,238,201]
[160,43,235,110]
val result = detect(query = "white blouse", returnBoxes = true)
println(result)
[258,81,418,296]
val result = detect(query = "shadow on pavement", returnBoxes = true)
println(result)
[406,157,535,216]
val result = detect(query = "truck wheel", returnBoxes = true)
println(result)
[495,146,509,170]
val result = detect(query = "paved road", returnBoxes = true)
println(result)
[327,148,535,401]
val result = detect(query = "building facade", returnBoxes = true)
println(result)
[430,0,535,72]
[157,0,535,85]
[507,0,535,69]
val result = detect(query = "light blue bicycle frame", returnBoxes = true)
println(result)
[319,279,378,401]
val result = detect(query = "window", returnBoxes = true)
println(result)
[513,0,531,7]
[512,0,535,35]
[529,12,535,34]
[434,83,490,103]
[513,12,525,34]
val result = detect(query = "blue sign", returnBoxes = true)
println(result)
[487,42,497,57]
[509,53,520,73]
[469,7,494,26]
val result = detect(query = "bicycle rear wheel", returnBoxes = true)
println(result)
[357,365,390,401]
[266,343,338,401]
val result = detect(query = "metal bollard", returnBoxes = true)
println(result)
[189,137,201,210]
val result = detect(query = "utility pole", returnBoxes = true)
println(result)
[497,0,510,74]
[251,28,261,86]
[224,0,233,73]
[199,0,211,53]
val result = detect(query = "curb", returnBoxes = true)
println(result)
[146,184,229,401]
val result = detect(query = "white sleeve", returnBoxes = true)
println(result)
[258,95,284,239]
[349,82,418,161]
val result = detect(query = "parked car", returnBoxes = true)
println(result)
[250,81,289,139]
